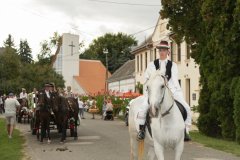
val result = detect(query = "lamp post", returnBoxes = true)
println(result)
[103,49,108,92]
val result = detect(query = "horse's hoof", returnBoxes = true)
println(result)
[48,142,51,144]
[59,142,63,144]
[74,137,78,140]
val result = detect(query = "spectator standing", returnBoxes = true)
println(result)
[89,97,98,119]
[107,96,111,103]
[5,93,21,138]
[78,98,85,119]
[102,100,107,119]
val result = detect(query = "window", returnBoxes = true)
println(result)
[187,44,190,59]
[178,43,181,62]
[178,80,181,87]
[170,42,174,62]
[145,52,147,69]
[140,54,143,71]
[154,48,157,60]
[137,56,139,72]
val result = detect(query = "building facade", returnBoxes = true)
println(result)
[106,59,135,93]
[51,33,111,94]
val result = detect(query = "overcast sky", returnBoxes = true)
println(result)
[0,0,162,60]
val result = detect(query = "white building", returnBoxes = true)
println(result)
[131,16,200,122]
[51,33,111,94]
[106,59,135,93]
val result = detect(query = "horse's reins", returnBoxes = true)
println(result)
[152,73,174,118]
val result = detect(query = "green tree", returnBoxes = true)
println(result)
[79,48,97,60]
[18,39,33,63]
[118,47,135,66]
[3,34,15,48]
[36,40,53,65]
[88,32,138,73]
[50,31,62,47]
[160,0,240,141]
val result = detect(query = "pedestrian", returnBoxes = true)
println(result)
[20,88,28,99]
[88,97,99,119]
[78,98,85,119]
[5,93,21,138]
[2,94,7,113]
[13,94,17,100]
[102,100,107,119]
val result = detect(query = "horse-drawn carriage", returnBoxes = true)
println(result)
[17,98,32,124]
[29,89,80,143]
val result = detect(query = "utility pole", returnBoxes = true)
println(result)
[103,49,108,92]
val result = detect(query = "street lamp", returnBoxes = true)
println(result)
[103,49,108,92]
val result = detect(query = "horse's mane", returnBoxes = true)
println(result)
[148,67,166,85]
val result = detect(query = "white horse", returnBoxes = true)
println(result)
[129,69,185,160]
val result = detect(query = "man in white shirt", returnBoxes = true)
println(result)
[5,93,21,138]
[137,41,192,141]
[78,98,85,119]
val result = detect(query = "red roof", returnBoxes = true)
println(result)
[74,60,111,94]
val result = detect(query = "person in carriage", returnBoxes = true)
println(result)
[20,88,27,99]
[64,86,72,98]
[44,83,54,115]
[137,41,192,141]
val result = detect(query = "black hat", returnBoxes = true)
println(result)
[49,83,53,87]
[45,83,50,87]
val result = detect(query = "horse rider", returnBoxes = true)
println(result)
[137,41,192,141]
[49,83,54,92]
[44,83,54,115]
[20,88,28,99]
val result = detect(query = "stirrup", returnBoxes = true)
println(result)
[136,130,145,141]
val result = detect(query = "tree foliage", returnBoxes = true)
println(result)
[160,0,240,142]
[18,39,33,63]
[88,32,138,73]
[3,34,15,48]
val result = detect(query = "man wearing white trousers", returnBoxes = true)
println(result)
[137,40,192,141]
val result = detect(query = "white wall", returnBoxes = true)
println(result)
[108,78,135,93]
[62,33,79,90]
[72,77,86,94]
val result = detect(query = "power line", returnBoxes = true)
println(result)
[87,0,161,6]
[130,22,168,36]
[2,0,97,37]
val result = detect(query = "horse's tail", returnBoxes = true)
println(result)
[137,140,144,160]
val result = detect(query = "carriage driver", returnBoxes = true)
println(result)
[137,41,192,141]
[44,83,54,115]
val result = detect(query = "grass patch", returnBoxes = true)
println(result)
[117,115,125,120]
[190,130,240,157]
[0,118,26,160]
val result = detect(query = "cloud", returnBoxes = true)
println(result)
[0,0,162,60]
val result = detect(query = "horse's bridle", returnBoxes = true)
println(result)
[149,74,174,118]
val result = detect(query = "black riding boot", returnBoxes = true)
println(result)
[184,128,191,141]
[137,125,145,140]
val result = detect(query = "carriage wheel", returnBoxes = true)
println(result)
[18,116,21,123]
[30,118,36,135]
[57,125,62,133]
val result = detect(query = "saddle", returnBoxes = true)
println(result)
[146,100,187,137]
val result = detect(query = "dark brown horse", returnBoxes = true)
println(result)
[66,97,79,139]
[36,89,51,144]
[50,92,79,142]
[17,98,29,123]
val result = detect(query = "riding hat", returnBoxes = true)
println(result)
[45,83,50,87]
[49,83,53,87]
[156,41,170,49]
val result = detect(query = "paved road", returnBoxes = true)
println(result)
[1,113,239,160]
